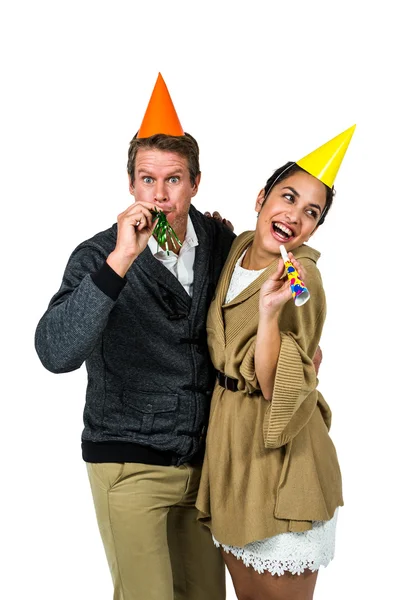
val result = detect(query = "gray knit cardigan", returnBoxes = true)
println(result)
[35,205,235,464]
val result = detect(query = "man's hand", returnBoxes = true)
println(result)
[107,201,156,277]
[204,210,234,232]
[313,345,323,376]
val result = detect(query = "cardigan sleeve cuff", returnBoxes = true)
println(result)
[263,333,308,448]
[91,261,127,301]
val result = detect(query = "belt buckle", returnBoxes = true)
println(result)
[224,374,229,390]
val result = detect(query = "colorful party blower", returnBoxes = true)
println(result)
[279,245,310,307]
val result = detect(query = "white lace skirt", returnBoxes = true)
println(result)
[213,509,339,576]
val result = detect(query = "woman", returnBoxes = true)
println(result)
[196,126,355,600]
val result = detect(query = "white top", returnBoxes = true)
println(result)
[225,250,266,304]
[148,216,198,297]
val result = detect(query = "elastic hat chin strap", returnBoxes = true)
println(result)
[262,162,295,204]
[263,162,332,225]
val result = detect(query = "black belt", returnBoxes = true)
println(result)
[217,371,239,392]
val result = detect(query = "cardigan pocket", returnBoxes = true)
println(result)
[119,390,179,436]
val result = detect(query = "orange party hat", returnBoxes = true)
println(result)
[137,73,184,138]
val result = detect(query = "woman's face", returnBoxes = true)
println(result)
[254,170,327,255]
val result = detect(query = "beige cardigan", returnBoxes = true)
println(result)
[196,231,343,547]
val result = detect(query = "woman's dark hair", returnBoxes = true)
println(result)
[262,161,335,225]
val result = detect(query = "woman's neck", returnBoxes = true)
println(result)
[242,242,277,271]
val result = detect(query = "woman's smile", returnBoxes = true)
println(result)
[270,220,296,243]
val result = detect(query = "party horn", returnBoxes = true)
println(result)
[151,208,182,255]
[279,245,310,307]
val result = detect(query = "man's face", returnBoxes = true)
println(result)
[130,149,200,232]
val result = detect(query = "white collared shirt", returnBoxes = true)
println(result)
[147,216,198,297]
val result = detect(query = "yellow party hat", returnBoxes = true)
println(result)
[137,73,184,138]
[296,125,356,188]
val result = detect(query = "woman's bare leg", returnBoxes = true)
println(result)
[222,549,318,600]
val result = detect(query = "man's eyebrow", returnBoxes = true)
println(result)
[166,169,184,175]
[137,168,184,175]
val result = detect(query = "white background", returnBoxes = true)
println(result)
[1,1,399,598]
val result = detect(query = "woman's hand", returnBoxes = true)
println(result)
[259,253,306,317]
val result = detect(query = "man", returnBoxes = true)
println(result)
[35,74,235,600]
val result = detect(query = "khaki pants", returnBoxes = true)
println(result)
[87,462,225,600]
